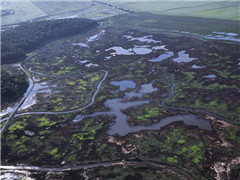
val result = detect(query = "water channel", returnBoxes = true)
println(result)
[73,80,212,136]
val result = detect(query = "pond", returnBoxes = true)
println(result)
[106,46,153,56]
[149,51,174,62]
[124,34,161,44]
[203,74,217,79]
[173,51,197,63]
[203,32,240,42]
[73,42,88,48]
[192,64,206,69]
[87,30,105,42]
[73,82,212,136]
[132,47,152,55]
[110,80,136,92]
[106,46,134,55]
[18,82,57,112]
[125,82,157,99]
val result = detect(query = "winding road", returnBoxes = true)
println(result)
[0,160,194,180]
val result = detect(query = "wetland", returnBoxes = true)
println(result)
[1,10,240,180]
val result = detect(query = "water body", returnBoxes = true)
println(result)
[18,82,57,112]
[79,60,90,64]
[73,81,211,136]
[132,47,152,55]
[73,42,89,48]
[213,32,238,36]
[149,51,174,62]
[124,35,161,44]
[192,64,206,69]
[106,46,134,55]
[173,51,197,63]
[110,80,136,91]
[73,99,211,136]
[125,83,157,99]
[12,71,108,117]
[203,32,240,42]
[203,74,217,79]
[1,64,34,132]
[104,56,112,60]
[87,30,105,42]
[152,45,167,50]
[85,63,99,68]
[106,46,154,56]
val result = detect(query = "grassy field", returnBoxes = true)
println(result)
[1,0,47,25]
[31,1,91,15]
[2,0,238,26]
[1,0,121,26]
[99,0,240,21]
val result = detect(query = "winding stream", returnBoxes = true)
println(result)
[73,82,211,136]
[161,83,231,122]
[1,63,34,133]
[0,69,108,132]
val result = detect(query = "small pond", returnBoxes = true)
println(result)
[203,74,217,79]
[18,82,57,112]
[173,51,197,63]
[124,34,161,44]
[106,46,134,55]
[203,32,240,42]
[110,80,136,92]
[149,51,174,62]
[192,64,206,69]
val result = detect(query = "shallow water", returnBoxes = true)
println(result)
[173,51,197,63]
[124,35,161,44]
[73,42,88,48]
[133,47,152,55]
[87,30,105,42]
[72,82,211,136]
[106,46,134,55]
[110,80,136,91]
[213,32,238,36]
[85,63,99,67]
[125,83,157,99]
[203,32,240,42]
[79,60,90,64]
[73,96,211,136]
[203,74,216,79]
[18,82,57,111]
[149,51,174,62]
[108,114,211,136]
[192,64,206,69]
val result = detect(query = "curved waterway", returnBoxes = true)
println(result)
[0,63,34,133]
[12,71,108,116]
[161,83,231,122]
[73,82,211,136]
[29,67,84,78]
[0,70,108,132]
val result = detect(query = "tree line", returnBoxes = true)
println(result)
[1,18,98,64]
[1,70,28,104]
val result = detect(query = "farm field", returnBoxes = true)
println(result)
[1,0,125,26]
[98,0,240,21]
